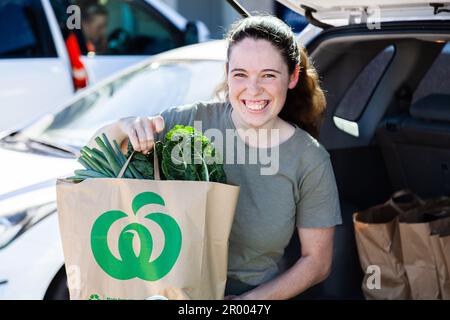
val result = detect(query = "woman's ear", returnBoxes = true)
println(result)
[288,64,300,89]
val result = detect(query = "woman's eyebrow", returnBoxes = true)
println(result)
[230,68,281,74]
[261,69,281,74]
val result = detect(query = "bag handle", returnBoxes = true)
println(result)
[386,189,425,214]
[153,147,161,180]
[117,148,160,180]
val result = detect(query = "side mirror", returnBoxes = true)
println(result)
[184,21,199,45]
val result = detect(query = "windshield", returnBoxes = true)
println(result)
[21,59,226,149]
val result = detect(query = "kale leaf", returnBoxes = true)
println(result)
[125,125,226,183]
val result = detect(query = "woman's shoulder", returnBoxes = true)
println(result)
[287,126,331,172]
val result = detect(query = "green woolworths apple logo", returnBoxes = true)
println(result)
[90,192,182,281]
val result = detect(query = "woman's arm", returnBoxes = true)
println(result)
[236,226,335,300]
[86,120,128,152]
[86,116,164,154]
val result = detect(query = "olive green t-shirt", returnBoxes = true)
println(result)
[156,100,342,286]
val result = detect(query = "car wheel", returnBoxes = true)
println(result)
[44,268,70,300]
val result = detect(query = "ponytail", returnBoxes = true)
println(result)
[279,46,326,139]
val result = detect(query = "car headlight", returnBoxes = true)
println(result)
[0,202,56,249]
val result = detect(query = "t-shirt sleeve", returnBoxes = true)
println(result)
[154,103,200,141]
[296,157,342,228]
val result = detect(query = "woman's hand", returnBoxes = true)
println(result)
[118,115,165,154]
[231,227,334,300]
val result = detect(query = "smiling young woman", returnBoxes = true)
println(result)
[217,15,326,141]
[88,15,342,300]
[213,15,340,300]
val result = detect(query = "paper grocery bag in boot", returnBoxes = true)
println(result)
[429,213,450,300]
[353,190,421,299]
[397,199,450,300]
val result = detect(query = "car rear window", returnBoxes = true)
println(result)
[50,0,182,56]
[0,0,57,58]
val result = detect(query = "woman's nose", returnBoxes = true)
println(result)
[246,78,263,95]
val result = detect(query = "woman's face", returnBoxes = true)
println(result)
[226,38,299,129]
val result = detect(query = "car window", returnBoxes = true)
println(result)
[0,0,57,58]
[23,60,225,148]
[72,0,181,55]
[334,45,395,122]
[412,42,450,104]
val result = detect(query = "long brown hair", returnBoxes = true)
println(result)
[215,15,326,139]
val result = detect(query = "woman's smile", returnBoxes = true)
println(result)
[241,99,271,113]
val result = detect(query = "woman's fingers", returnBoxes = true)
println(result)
[142,117,155,154]
[152,115,165,133]
[135,120,148,152]
[128,118,146,152]
[141,116,165,153]
[120,116,165,153]
[128,125,140,152]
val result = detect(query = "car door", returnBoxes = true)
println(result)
[0,0,74,135]
[72,0,188,83]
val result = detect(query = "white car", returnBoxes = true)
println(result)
[0,40,227,300]
[1,0,450,299]
[0,0,209,136]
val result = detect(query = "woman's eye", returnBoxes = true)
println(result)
[234,73,246,78]
[263,74,275,78]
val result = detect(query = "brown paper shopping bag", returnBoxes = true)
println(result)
[429,214,450,299]
[353,190,421,300]
[397,198,450,300]
[398,213,440,299]
[56,152,239,300]
[438,222,450,294]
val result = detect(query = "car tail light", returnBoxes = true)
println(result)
[65,32,88,90]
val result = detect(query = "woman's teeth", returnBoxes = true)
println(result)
[243,100,269,111]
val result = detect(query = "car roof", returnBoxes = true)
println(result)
[151,39,227,61]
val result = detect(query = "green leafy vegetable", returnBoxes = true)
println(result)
[161,125,226,183]
[67,134,136,181]
[124,140,161,180]
[68,125,226,183]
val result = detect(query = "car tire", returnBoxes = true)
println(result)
[44,268,70,300]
